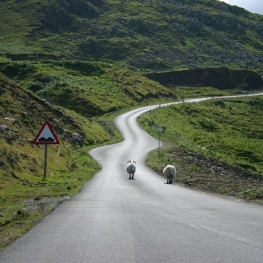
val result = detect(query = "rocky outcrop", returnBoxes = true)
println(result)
[145,67,263,90]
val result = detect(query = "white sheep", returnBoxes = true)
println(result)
[163,164,176,184]
[126,160,136,179]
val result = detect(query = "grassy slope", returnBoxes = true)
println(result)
[145,140,263,205]
[0,0,263,73]
[0,60,176,117]
[138,96,263,174]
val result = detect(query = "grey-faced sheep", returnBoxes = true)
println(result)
[126,160,136,179]
[163,164,176,184]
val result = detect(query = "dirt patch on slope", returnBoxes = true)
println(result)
[145,67,263,90]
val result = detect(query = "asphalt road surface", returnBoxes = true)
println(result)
[1,101,263,263]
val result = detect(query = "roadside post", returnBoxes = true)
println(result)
[157,126,166,151]
[33,121,60,180]
[158,127,163,150]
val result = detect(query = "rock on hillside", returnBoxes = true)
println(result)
[145,67,263,90]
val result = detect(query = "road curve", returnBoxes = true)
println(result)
[1,101,263,263]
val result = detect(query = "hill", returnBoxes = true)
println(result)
[0,0,263,73]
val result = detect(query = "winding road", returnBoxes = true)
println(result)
[1,97,263,263]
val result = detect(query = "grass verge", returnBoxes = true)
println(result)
[146,140,263,205]
[0,148,100,251]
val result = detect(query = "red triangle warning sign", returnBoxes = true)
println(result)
[33,121,60,144]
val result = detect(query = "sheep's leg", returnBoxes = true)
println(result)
[129,173,131,179]
[132,173,134,179]
[169,175,172,184]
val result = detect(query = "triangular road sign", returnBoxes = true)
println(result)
[33,121,60,144]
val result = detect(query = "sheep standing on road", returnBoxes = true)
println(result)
[126,160,136,179]
[163,164,176,184]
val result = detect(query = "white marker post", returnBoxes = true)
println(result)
[158,127,163,150]
[33,121,60,180]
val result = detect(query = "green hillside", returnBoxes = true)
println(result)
[0,60,176,117]
[0,0,263,73]
[139,96,263,174]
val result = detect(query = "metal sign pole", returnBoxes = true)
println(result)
[33,121,60,180]
[43,144,48,180]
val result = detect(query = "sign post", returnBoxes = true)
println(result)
[44,144,48,179]
[33,121,60,180]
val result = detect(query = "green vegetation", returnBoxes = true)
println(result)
[138,96,263,174]
[0,0,263,73]
[0,60,176,117]
[174,86,234,100]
